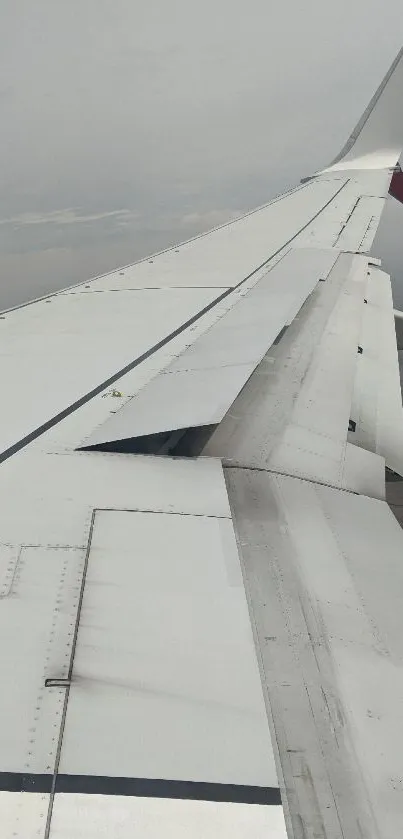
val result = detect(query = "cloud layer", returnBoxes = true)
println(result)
[0,1,403,309]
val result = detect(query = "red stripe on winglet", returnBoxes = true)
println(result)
[389,170,403,204]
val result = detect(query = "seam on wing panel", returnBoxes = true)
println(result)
[84,506,231,519]
[332,196,361,246]
[224,462,387,503]
[43,508,97,839]
[222,463,360,495]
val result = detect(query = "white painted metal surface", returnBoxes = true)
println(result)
[205,251,386,498]
[58,508,276,786]
[84,248,338,447]
[0,446,286,835]
[0,287,221,454]
[294,170,390,251]
[333,195,385,252]
[262,254,387,495]
[0,457,232,787]
[0,545,83,772]
[49,795,287,839]
[350,266,403,476]
[277,476,403,838]
[0,453,232,548]
[265,253,369,489]
[0,792,50,839]
[226,467,403,839]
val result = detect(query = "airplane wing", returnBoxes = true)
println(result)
[1,48,403,839]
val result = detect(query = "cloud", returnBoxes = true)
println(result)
[0,208,138,228]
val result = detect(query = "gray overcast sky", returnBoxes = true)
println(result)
[1,0,403,309]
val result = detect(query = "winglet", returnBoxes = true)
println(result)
[324,47,403,172]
